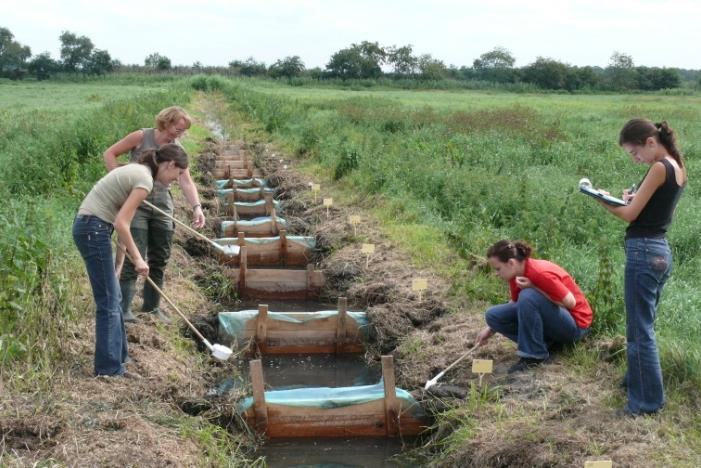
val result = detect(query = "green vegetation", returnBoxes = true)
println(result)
[194,76,701,402]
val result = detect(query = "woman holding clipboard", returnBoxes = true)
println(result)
[594,119,686,416]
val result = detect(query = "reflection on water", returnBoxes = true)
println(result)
[262,437,405,468]
[254,354,381,389]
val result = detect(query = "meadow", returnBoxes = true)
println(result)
[194,76,701,392]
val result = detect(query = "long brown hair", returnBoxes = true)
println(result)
[487,240,532,262]
[619,118,684,169]
[137,143,188,178]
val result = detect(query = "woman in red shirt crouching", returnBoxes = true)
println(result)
[475,240,593,373]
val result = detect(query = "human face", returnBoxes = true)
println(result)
[488,256,520,282]
[157,160,185,185]
[165,118,188,141]
[622,138,658,165]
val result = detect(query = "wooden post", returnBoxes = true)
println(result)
[335,297,348,353]
[249,359,268,433]
[239,246,248,293]
[264,192,273,216]
[237,232,246,247]
[382,355,399,436]
[271,208,279,235]
[256,304,268,352]
[279,230,288,266]
[305,264,314,300]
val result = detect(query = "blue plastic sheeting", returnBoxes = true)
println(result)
[219,310,369,340]
[215,236,316,249]
[217,187,275,198]
[238,381,426,418]
[215,178,267,189]
[220,198,282,210]
[220,216,287,232]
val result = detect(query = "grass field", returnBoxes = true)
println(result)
[2,76,700,464]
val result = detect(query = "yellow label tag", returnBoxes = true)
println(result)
[584,462,612,468]
[472,359,493,374]
[349,215,361,225]
[311,183,321,192]
[323,198,333,207]
[361,243,375,254]
[412,278,428,291]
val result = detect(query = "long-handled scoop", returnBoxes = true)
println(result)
[117,244,233,361]
[142,200,239,256]
[424,343,479,390]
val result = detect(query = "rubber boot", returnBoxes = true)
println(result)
[119,280,137,323]
[149,307,171,324]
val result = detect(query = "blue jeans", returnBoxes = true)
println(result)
[624,237,671,414]
[486,288,588,360]
[72,215,128,376]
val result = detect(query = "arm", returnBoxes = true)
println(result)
[113,188,150,275]
[179,168,205,228]
[475,326,495,347]
[595,162,666,222]
[516,276,576,310]
[103,130,144,172]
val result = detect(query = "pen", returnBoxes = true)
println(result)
[626,184,636,205]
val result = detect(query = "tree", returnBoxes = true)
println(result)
[229,57,267,76]
[522,57,569,89]
[636,67,680,90]
[607,51,636,90]
[0,27,31,79]
[145,52,171,70]
[386,44,417,76]
[84,49,113,75]
[417,54,447,80]
[28,52,60,80]
[59,31,94,72]
[269,55,305,78]
[326,41,386,79]
[473,47,517,83]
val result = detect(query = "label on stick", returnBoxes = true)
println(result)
[311,183,321,192]
[412,278,428,291]
[361,243,375,254]
[323,198,333,207]
[349,215,361,225]
[584,462,612,468]
[472,359,493,374]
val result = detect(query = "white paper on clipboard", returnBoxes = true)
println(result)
[579,184,627,207]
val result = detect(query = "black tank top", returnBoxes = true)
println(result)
[626,159,684,239]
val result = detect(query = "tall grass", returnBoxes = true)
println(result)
[192,76,701,399]
[0,81,192,384]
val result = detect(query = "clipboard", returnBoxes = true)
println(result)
[579,184,627,207]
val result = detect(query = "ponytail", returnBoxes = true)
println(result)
[137,143,189,179]
[487,240,532,263]
[619,118,684,169]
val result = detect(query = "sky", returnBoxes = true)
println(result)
[3,0,701,70]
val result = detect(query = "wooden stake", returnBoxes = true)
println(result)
[280,230,288,266]
[382,355,399,436]
[239,246,248,292]
[249,359,268,433]
[335,297,348,353]
[256,304,268,352]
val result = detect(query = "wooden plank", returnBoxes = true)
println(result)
[264,192,274,215]
[382,355,399,436]
[280,230,288,266]
[239,246,247,291]
[249,359,268,433]
[256,304,268,351]
[335,297,348,354]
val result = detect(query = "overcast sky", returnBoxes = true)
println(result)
[3,0,701,69]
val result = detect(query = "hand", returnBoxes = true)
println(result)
[475,326,494,347]
[515,276,533,289]
[622,189,636,204]
[191,206,205,229]
[134,258,149,277]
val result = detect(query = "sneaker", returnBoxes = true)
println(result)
[149,307,171,323]
[123,309,137,323]
[508,357,546,374]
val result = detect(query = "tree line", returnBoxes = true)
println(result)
[1,27,696,91]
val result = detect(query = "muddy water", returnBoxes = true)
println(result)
[262,438,404,467]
